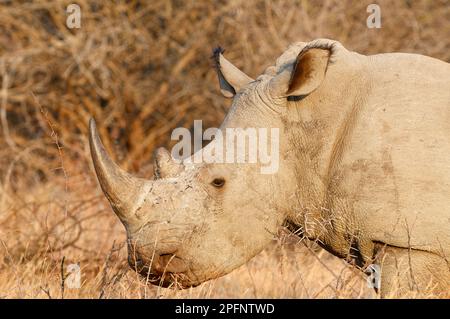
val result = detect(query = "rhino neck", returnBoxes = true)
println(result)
[282,55,372,242]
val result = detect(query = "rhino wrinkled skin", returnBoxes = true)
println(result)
[89,39,450,297]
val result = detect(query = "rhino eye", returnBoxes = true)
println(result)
[211,177,225,188]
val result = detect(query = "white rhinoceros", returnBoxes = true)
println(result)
[89,39,450,297]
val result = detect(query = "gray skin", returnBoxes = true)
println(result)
[89,39,450,297]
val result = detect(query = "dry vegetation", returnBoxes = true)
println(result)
[0,0,449,298]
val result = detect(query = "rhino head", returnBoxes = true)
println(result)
[89,39,342,288]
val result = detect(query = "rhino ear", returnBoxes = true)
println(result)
[270,47,331,98]
[212,47,254,98]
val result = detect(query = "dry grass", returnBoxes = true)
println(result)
[0,0,449,298]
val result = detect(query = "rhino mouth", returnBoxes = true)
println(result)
[136,268,199,289]
[148,273,200,289]
[130,253,197,288]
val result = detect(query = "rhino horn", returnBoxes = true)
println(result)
[154,147,183,179]
[89,118,150,223]
[213,47,254,97]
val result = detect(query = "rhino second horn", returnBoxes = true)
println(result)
[154,147,183,178]
[218,53,254,92]
[89,118,149,223]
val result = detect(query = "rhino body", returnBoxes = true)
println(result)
[89,39,450,297]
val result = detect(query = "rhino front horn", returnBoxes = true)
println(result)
[89,118,150,223]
